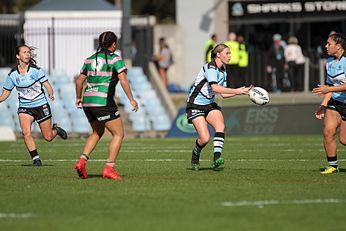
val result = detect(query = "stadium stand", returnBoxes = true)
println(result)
[0,66,172,138]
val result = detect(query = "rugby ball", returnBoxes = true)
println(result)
[249,87,269,105]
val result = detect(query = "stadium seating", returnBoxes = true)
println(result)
[0,111,14,127]
[0,67,172,137]
[0,68,10,83]
[152,114,171,131]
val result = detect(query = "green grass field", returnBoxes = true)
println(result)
[0,135,346,231]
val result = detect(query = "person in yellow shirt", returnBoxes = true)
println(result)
[237,34,249,87]
[205,34,218,63]
[224,32,240,87]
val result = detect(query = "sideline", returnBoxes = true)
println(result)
[0,158,344,162]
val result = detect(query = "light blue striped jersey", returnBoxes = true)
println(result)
[326,55,346,103]
[3,64,49,108]
[187,61,227,105]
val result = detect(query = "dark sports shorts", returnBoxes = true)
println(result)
[83,106,120,123]
[17,103,52,124]
[327,98,346,121]
[186,102,221,123]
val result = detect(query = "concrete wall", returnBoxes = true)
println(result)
[175,0,231,87]
[176,0,216,88]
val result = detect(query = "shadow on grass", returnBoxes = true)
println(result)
[187,167,225,171]
[87,174,102,178]
[21,164,54,167]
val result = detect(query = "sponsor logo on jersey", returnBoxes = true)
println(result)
[97,115,111,121]
[18,108,27,113]
[86,87,98,92]
[43,108,49,116]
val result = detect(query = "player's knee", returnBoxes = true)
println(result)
[339,137,346,146]
[112,130,124,140]
[43,133,54,142]
[22,130,32,139]
[323,130,335,141]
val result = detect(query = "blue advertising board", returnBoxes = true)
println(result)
[166,107,214,138]
[167,104,322,137]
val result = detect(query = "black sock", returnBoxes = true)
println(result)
[192,140,205,157]
[29,149,40,161]
[213,132,224,161]
[214,152,221,161]
[327,155,338,168]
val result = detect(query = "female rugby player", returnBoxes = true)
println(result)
[74,31,138,180]
[186,43,252,171]
[313,32,346,174]
[0,45,67,166]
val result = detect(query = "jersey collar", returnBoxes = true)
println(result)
[16,64,30,75]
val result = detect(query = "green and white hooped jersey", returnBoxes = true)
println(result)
[80,51,126,107]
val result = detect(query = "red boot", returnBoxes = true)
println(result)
[75,158,88,179]
[102,165,122,181]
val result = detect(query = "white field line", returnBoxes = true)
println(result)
[0,213,33,219]
[0,149,329,154]
[0,159,345,162]
[221,198,343,208]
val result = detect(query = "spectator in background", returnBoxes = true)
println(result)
[266,33,287,92]
[224,32,240,88]
[284,36,306,91]
[205,34,218,63]
[237,34,249,87]
[153,37,173,88]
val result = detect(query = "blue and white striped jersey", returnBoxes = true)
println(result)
[187,61,227,105]
[326,55,346,103]
[3,64,49,108]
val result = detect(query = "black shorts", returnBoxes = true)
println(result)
[186,102,221,123]
[17,104,52,124]
[83,106,120,123]
[327,98,346,121]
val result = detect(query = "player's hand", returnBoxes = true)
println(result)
[312,85,330,95]
[315,105,326,120]
[237,85,252,95]
[131,99,138,112]
[76,98,82,108]
[49,94,55,101]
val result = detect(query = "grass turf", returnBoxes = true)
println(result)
[0,135,345,231]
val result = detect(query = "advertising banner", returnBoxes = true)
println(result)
[166,107,214,138]
[167,104,322,137]
[229,1,346,19]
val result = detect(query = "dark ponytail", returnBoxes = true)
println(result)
[329,32,346,50]
[95,31,118,72]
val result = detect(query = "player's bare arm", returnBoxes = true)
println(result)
[0,89,11,103]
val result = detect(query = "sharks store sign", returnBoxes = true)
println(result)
[230,0,346,19]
